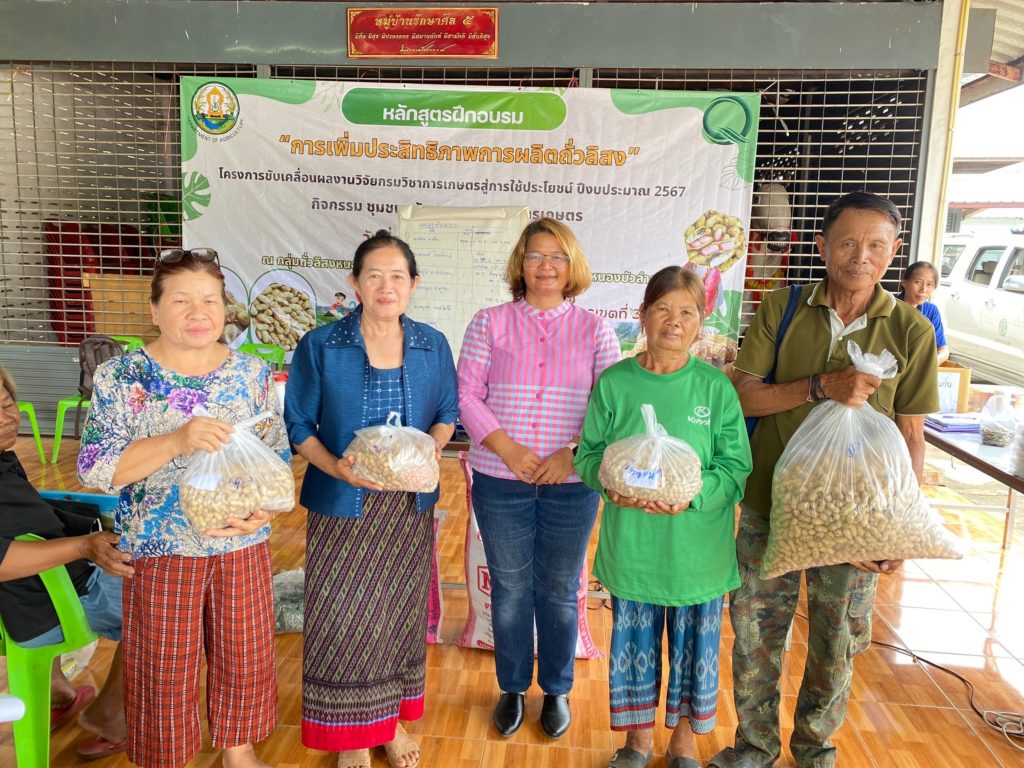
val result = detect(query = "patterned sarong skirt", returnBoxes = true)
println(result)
[301,492,432,751]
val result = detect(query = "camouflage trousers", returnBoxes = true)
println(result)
[728,507,877,768]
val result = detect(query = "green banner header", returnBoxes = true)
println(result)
[342,88,567,130]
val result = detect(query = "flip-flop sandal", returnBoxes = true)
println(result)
[705,748,765,768]
[337,749,371,768]
[51,685,96,731]
[383,727,420,768]
[665,751,702,768]
[608,747,654,767]
[76,735,129,761]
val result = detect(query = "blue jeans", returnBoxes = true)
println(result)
[20,567,123,648]
[471,472,599,696]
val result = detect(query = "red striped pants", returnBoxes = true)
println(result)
[122,543,277,768]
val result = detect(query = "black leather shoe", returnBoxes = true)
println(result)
[493,692,525,736]
[540,694,571,739]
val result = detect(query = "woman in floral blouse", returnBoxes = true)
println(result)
[78,248,289,768]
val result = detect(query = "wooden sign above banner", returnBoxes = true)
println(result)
[347,7,499,59]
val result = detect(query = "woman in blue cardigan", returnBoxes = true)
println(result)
[285,231,458,768]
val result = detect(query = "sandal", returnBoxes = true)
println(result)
[665,751,702,768]
[337,749,370,768]
[51,685,96,732]
[76,735,129,761]
[383,724,420,768]
[706,748,766,768]
[608,747,653,767]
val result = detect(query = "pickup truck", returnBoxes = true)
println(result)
[935,234,1024,386]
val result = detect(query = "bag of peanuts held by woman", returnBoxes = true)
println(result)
[343,411,439,493]
[761,341,963,579]
[179,409,295,532]
[598,403,703,507]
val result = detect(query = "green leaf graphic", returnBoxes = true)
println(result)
[181,171,211,221]
[610,90,761,183]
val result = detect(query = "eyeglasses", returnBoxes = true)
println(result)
[158,248,219,265]
[524,251,570,267]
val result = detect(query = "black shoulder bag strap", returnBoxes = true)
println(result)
[745,284,804,438]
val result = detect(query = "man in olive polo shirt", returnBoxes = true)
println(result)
[708,192,939,768]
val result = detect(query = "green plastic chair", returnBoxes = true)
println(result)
[51,395,88,464]
[0,534,99,768]
[109,335,144,352]
[16,401,46,464]
[53,335,137,463]
[238,342,286,371]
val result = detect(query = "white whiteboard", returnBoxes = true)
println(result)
[398,205,530,359]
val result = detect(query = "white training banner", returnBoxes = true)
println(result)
[180,78,759,361]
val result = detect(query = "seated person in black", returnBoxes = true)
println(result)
[0,365,131,758]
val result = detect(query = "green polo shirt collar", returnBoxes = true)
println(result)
[807,278,897,318]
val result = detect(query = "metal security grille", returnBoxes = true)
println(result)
[0,62,255,348]
[0,62,256,433]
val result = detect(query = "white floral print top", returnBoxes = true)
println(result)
[77,349,290,559]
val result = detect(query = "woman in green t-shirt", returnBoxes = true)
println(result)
[576,266,752,768]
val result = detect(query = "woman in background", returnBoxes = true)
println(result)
[286,231,457,768]
[576,266,752,768]
[458,217,619,740]
[898,260,950,364]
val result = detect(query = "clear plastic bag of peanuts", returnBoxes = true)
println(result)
[343,411,440,493]
[979,394,1016,447]
[179,408,295,532]
[598,403,703,507]
[761,341,963,579]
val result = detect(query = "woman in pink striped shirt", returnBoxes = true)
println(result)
[458,218,620,740]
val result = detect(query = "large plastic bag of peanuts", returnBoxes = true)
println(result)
[598,403,703,507]
[179,409,295,532]
[343,411,440,492]
[761,341,963,579]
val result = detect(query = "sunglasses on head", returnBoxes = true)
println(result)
[157,248,219,265]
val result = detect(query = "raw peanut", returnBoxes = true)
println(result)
[684,209,746,272]
[762,455,962,578]
[981,425,1014,447]
[222,290,251,344]
[250,282,315,350]
[343,427,439,493]
[598,439,702,507]
[180,460,295,531]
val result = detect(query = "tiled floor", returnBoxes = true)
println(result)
[2,439,1023,767]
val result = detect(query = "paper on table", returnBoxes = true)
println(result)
[925,412,981,433]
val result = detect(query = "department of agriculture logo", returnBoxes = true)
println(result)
[191,82,240,136]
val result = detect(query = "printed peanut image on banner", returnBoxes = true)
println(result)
[180,77,759,364]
